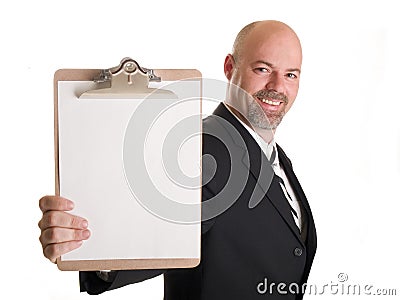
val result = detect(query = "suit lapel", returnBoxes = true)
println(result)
[265,174,303,244]
[277,144,316,246]
[212,103,273,206]
[212,103,303,244]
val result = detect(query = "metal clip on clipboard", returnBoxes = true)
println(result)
[79,57,177,99]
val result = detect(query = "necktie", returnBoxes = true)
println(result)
[268,146,301,230]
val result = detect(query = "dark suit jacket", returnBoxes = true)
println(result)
[80,103,317,299]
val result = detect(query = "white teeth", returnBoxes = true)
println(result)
[261,98,280,106]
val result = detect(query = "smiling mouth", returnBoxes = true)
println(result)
[257,97,282,106]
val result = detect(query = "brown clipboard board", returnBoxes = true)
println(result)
[54,58,202,271]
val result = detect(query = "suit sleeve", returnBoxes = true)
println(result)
[80,269,164,295]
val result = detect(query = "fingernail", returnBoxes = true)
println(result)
[83,230,90,239]
[82,220,88,228]
[67,201,74,210]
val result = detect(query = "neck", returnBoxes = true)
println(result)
[255,128,275,144]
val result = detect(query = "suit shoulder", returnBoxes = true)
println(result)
[202,114,219,131]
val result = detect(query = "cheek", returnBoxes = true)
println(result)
[232,76,254,95]
[232,69,266,96]
[241,78,266,96]
[285,100,296,113]
[284,90,299,112]
[286,84,299,101]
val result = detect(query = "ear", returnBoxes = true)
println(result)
[224,54,236,81]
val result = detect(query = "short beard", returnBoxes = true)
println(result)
[247,90,288,129]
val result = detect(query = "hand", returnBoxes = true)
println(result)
[38,195,90,263]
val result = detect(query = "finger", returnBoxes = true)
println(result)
[38,211,88,230]
[39,195,74,213]
[43,240,83,263]
[40,227,91,245]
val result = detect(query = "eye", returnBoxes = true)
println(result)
[254,67,270,74]
[286,73,298,79]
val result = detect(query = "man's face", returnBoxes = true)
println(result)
[225,26,302,130]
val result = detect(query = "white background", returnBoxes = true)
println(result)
[1,0,399,299]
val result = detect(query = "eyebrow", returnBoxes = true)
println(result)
[254,60,301,74]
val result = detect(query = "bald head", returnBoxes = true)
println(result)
[232,20,302,64]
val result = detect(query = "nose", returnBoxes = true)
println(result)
[266,72,285,94]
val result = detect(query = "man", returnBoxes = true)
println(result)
[39,20,317,299]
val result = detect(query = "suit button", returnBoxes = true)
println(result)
[294,247,303,256]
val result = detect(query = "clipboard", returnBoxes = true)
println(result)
[54,58,202,271]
